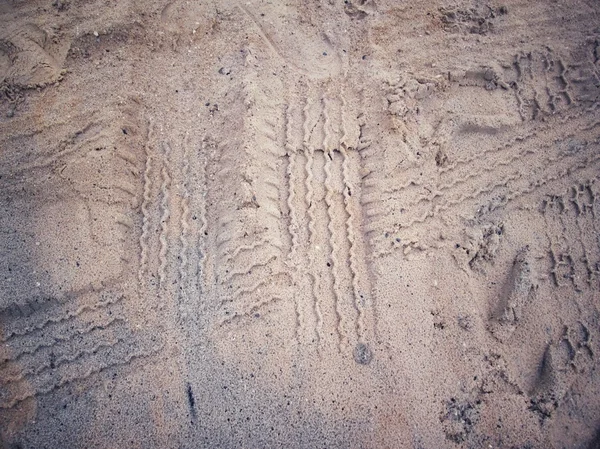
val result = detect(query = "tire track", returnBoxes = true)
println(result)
[366,134,600,239]
[158,141,172,290]
[305,144,322,346]
[0,126,105,184]
[571,180,600,290]
[0,294,123,343]
[324,149,347,351]
[285,149,303,341]
[322,85,346,351]
[285,104,300,263]
[211,77,293,327]
[494,149,600,211]
[557,196,587,292]
[342,147,368,344]
[366,111,592,229]
[1,315,125,365]
[210,75,377,355]
[556,187,590,292]
[1,335,125,385]
[224,255,277,283]
[279,79,378,354]
[284,94,311,344]
[219,296,285,327]
[179,133,192,305]
[222,241,271,265]
[543,195,575,289]
[197,138,209,291]
[0,336,162,410]
[359,59,597,255]
[301,84,324,346]
[543,179,600,291]
[0,319,126,380]
[230,271,292,304]
[138,121,155,288]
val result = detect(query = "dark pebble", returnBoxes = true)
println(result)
[353,342,373,365]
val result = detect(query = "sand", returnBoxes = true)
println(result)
[1,0,599,447]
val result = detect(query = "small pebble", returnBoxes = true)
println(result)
[353,343,373,365]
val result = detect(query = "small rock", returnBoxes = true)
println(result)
[353,342,373,365]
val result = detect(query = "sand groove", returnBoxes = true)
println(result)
[138,123,155,288]
[363,118,600,256]
[1,335,124,385]
[323,88,348,349]
[176,133,194,311]
[357,44,600,259]
[274,79,375,353]
[1,315,125,364]
[0,293,123,343]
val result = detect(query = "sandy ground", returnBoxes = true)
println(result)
[1,0,600,447]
